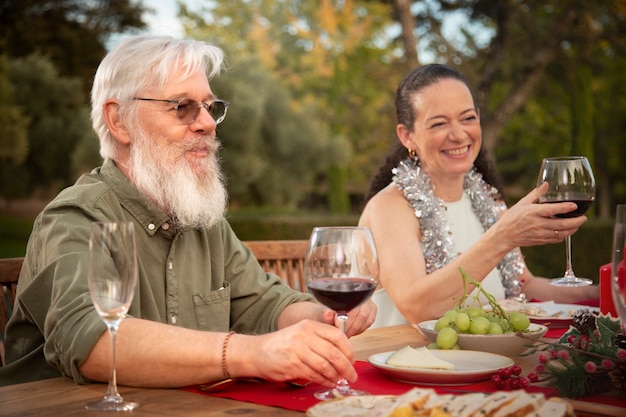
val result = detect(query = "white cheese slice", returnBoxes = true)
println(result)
[386,346,455,370]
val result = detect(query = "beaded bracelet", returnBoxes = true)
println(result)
[222,331,235,378]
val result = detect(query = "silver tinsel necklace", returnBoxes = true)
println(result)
[392,157,525,298]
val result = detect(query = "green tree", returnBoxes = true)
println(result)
[0,0,147,93]
[211,56,349,208]
[0,55,30,165]
[0,54,96,201]
[182,0,399,212]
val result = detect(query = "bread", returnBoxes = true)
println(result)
[306,388,576,417]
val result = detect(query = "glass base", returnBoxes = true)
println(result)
[85,396,140,411]
[550,276,593,287]
[313,387,369,400]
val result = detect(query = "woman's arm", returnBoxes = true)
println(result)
[359,184,588,325]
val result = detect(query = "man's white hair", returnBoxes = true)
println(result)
[91,35,225,160]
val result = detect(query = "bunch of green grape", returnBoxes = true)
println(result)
[429,306,531,350]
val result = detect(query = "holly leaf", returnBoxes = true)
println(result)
[596,314,622,351]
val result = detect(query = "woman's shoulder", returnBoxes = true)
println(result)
[363,183,406,208]
[360,183,416,224]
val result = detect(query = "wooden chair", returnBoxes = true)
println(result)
[243,240,308,291]
[0,257,23,366]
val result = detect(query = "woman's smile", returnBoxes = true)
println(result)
[443,145,471,157]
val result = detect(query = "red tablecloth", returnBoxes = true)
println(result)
[182,360,626,413]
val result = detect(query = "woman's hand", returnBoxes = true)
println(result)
[495,183,587,249]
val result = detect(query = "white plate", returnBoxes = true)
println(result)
[368,350,513,385]
[495,300,599,328]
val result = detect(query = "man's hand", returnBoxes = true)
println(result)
[321,298,377,337]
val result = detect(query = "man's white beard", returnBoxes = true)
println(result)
[128,129,227,230]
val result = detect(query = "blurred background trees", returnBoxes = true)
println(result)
[1,0,625,217]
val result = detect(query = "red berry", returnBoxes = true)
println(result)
[578,335,590,350]
[509,378,521,389]
[511,365,522,376]
[527,372,539,383]
[501,367,512,378]
[519,377,529,388]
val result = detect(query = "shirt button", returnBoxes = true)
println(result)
[148,223,155,230]
[162,223,170,230]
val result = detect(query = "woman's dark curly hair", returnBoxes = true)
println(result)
[365,64,504,202]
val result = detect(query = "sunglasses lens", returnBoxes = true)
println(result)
[174,99,228,124]
[209,101,226,124]
[175,99,198,123]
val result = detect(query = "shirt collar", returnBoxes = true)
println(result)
[98,159,174,237]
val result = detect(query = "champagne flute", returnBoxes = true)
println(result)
[85,222,139,411]
[536,156,596,286]
[304,226,379,400]
[611,205,626,329]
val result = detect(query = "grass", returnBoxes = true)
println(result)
[0,214,34,257]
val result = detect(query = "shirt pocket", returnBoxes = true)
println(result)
[192,282,231,331]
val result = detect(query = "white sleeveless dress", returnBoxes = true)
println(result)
[370,193,506,328]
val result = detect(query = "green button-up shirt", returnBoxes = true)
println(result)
[0,159,312,386]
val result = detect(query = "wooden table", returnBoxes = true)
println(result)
[0,325,622,416]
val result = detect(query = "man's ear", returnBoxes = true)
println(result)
[103,99,132,145]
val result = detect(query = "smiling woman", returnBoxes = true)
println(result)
[358,63,599,329]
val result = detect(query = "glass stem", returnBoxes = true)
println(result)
[334,314,351,395]
[564,235,576,278]
[105,322,123,401]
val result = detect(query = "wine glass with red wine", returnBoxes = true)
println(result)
[536,156,596,286]
[304,226,379,400]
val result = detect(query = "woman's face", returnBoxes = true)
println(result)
[401,78,481,182]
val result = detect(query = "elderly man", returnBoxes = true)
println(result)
[0,35,375,388]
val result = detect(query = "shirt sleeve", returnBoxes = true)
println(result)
[17,204,109,384]
[218,224,314,334]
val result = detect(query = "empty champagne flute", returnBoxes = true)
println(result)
[612,205,626,329]
[85,221,139,411]
[536,156,596,286]
[304,226,379,400]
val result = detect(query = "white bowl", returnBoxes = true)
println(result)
[416,320,548,358]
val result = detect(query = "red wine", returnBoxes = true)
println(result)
[307,278,376,313]
[545,199,594,218]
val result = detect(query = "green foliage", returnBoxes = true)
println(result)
[1,54,94,199]
[183,0,398,212]
[213,56,347,208]
[0,0,148,94]
[227,209,358,240]
[0,214,34,257]
[0,55,30,165]
[527,314,625,398]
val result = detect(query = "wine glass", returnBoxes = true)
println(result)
[612,205,626,329]
[304,226,379,400]
[536,156,596,286]
[85,222,139,411]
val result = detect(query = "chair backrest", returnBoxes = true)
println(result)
[0,257,23,366]
[243,240,309,291]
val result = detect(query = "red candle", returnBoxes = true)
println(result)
[599,263,618,317]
